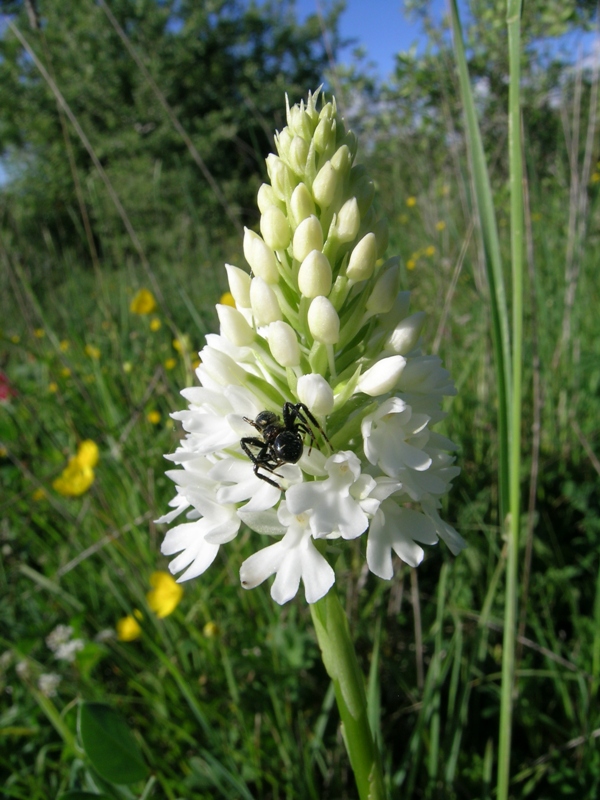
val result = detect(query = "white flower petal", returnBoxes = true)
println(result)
[298,540,335,603]
[237,509,285,535]
[366,501,439,578]
[240,541,286,590]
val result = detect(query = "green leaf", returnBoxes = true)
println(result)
[57,793,112,800]
[77,703,148,785]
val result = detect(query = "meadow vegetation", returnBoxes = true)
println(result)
[1,0,600,797]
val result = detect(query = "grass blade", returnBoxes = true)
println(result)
[449,0,511,520]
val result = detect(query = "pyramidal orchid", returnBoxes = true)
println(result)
[157,89,464,606]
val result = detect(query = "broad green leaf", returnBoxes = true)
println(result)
[78,703,148,785]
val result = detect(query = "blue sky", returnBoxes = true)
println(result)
[294,0,599,80]
[295,0,446,80]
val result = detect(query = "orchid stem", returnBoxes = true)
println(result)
[310,589,387,800]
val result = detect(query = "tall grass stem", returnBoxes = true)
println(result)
[498,1,524,797]
[449,0,511,521]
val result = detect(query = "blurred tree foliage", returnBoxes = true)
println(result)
[0,0,342,266]
[340,0,598,216]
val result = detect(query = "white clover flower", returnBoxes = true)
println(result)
[46,624,74,652]
[38,673,62,697]
[158,89,462,604]
[54,639,85,663]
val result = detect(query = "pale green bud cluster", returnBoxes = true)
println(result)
[224,89,426,442]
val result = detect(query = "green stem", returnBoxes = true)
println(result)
[498,1,524,798]
[310,589,387,800]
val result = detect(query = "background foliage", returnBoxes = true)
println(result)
[1,0,599,797]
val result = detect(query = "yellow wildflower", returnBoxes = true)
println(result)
[150,317,162,332]
[32,487,47,502]
[34,328,45,339]
[116,613,142,642]
[130,288,157,315]
[406,259,417,271]
[590,172,600,185]
[146,410,161,425]
[146,571,183,618]
[10,334,21,344]
[164,358,177,371]
[77,440,99,469]
[424,245,436,257]
[85,344,101,360]
[59,340,70,352]
[123,361,133,374]
[61,367,71,378]
[52,440,99,497]
[192,358,201,370]
[53,457,95,497]
[435,221,446,231]
[48,382,58,394]
[203,621,220,639]
[406,196,417,208]
[219,292,236,308]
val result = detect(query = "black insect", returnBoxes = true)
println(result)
[241,402,331,489]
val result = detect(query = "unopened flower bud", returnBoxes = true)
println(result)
[319,100,336,121]
[217,304,255,346]
[198,347,246,386]
[260,206,291,250]
[331,144,352,177]
[298,251,332,298]
[268,321,301,367]
[243,228,279,284]
[373,217,389,257]
[250,277,283,326]
[275,127,293,158]
[266,154,296,201]
[289,107,313,140]
[297,374,334,416]
[313,116,335,154]
[308,296,340,344]
[357,356,406,396]
[225,264,251,308]
[346,232,377,282]
[336,198,360,243]
[366,261,400,315]
[290,182,316,225]
[312,161,337,208]
[293,215,323,262]
[290,136,310,175]
[384,312,426,354]
[257,183,280,213]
